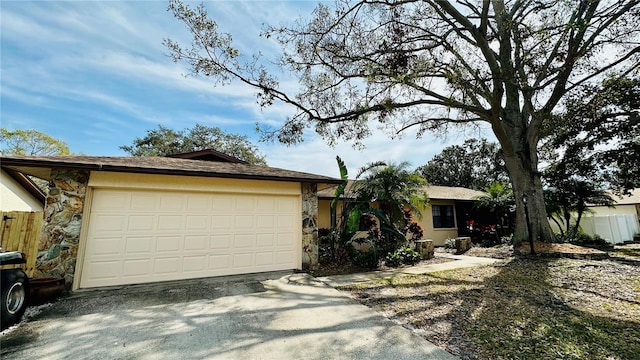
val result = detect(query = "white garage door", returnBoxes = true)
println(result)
[79,188,300,288]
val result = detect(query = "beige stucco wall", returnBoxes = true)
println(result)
[0,168,43,211]
[417,200,459,246]
[318,199,332,229]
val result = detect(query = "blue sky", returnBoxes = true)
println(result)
[1,0,492,177]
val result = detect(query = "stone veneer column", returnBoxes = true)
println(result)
[301,183,319,271]
[35,169,89,288]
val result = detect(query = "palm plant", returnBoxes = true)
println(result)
[544,179,614,235]
[474,182,515,231]
[349,162,429,253]
[354,162,429,227]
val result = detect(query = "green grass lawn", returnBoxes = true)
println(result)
[342,257,640,360]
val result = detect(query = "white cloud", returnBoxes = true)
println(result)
[261,124,494,178]
[1,1,499,175]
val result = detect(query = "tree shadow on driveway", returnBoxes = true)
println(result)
[1,271,456,360]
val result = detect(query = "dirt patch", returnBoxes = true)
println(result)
[516,241,609,259]
[464,244,514,259]
[342,257,640,360]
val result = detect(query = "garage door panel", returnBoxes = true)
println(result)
[184,235,207,251]
[86,261,120,280]
[154,257,180,274]
[256,215,275,229]
[187,195,210,211]
[257,197,276,211]
[210,234,232,249]
[92,237,123,255]
[157,236,181,252]
[277,233,295,246]
[234,234,254,248]
[235,215,254,228]
[81,189,300,288]
[186,215,208,230]
[233,253,253,268]
[159,194,183,211]
[127,215,155,231]
[212,215,233,229]
[125,236,153,254]
[92,191,128,210]
[209,255,231,269]
[183,256,207,272]
[123,259,152,277]
[278,198,295,211]
[276,251,295,264]
[131,193,157,210]
[235,197,255,211]
[278,215,294,228]
[256,234,274,247]
[93,215,126,232]
[158,215,182,230]
[255,252,274,266]
[212,196,233,210]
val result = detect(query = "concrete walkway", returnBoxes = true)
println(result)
[317,253,501,287]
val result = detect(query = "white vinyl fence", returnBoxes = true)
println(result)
[579,214,639,244]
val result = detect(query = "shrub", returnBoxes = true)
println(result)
[402,209,424,241]
[444,238,456,249]
[345,241,380,269]
[385,246,422,267]
[555,231,609,247]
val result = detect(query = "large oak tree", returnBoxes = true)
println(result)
[166,0,639,247]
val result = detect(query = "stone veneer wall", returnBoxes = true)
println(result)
[301,183,319,270]
[35,169,89,288]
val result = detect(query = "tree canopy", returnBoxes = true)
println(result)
[544,179,614,236]
[541,76,640,195]
[0,128,70,156]
[167,0,640,247]
[121,124,267,165]
[417,138,508,190]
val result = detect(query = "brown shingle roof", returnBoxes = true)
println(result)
[168,149,247,163]
[424,185,486,200]
[0,155,341,184]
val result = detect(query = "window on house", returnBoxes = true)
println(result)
[432,205,455,228]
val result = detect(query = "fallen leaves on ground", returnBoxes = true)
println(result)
[341,256,640,360]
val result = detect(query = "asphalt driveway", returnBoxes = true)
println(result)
[0,271,457,359]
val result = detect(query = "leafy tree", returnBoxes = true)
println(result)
[544,179,614,236]
[166,0,639,247]
[417,139,508,190]
[541,76,640,195]
[0,128,70,156]
[474,182,515,231]
[121,124,267,165]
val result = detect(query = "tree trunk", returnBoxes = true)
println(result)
[564,206,572,234]
[493,118,555,249]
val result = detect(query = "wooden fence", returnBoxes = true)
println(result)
[1,211,43,277]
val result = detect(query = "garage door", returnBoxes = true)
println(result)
[79,188,300,288]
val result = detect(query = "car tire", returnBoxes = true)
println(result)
[1,269,29,330]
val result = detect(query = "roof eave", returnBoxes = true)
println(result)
[0,158,342,185]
